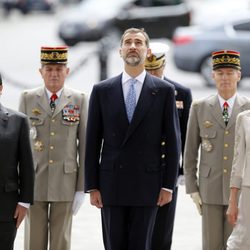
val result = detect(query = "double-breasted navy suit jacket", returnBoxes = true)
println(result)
[0,104,34,221]
[85,73,181,206]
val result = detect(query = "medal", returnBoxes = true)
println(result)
[201,139,213,152]
[176,101,184,109]
[62,104,80,122]
[30,126,37,139]
[34,140,43,152]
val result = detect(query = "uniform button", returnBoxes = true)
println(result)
[49,160,53,164]
[51,132,55,136]
[161,141,166,146]
[223,169,227,173]
[224,156,228,160]
[161,154,165,159]
[32,121,36,126]
[224,143,228,148]
[50,146,54,150]
[225,131,229,135]
[51,119,55,123]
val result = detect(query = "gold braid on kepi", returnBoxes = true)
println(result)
[212,50,241,70]
[41,46,68,64]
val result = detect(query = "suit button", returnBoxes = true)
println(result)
[161,141,166,146]
[224,143,228,148]
[224,156,228,160]
[119,165,123,169]
[49,160,54,164]
[161,154,165,159]
[50,132,55,136]
[223,169,227,173]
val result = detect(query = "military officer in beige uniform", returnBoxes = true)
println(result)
[184,50,250,250]
[19,46,88,250]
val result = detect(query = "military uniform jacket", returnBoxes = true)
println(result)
[184,94,250,205]
[165,77,192,175]
[0,104,34,221]
[19,86,88,202]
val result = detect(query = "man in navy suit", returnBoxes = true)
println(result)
[85,28,181,250]
[0,73,34,250]
[145,42,192,250]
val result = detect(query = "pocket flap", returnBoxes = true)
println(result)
[200,166,211,177]
[200,130,216,139]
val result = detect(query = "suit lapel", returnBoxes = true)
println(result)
[122,73,158,146]
[107,75,129,127]
[36,88,52,116]
[208,95,226,129]
[227,95,246,129]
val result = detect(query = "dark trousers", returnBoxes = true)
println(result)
[101,206,158,250]
[151,187,178,250]
[0,220,17,250]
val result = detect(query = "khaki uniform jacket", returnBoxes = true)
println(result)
[19,86,88,202]
[184,94,250,205]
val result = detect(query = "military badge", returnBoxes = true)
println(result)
[176,101,184,109]
[203,120,213,128]
[34,140,43,152]
[201,139,213,152]
[62,104,80,122]
[32,108,42,116]
[30,126,37,139]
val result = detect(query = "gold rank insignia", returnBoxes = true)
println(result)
[34,140,43,152]
[176,101,184,109]
[32,108,42,116]
[203,120,213,128]
[201,139,213,152]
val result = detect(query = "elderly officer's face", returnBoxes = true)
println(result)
[39,64,69,93]
[119,32,150,67]
[146,65,165,79]
[212,67,241,97]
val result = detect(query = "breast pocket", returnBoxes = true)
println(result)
[200,130,216,152]
[200,130,217,139]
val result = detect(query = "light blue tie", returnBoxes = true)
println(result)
[125,78,137,122]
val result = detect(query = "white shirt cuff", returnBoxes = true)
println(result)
[161,188,173,193]
[18,202,30,208]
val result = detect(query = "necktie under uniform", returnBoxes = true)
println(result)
[50,93,58,111]
[125,79,137,122]
[222,101,229,125]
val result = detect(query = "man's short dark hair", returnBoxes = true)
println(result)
[0,73,2,85]
[120,28,150,48]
